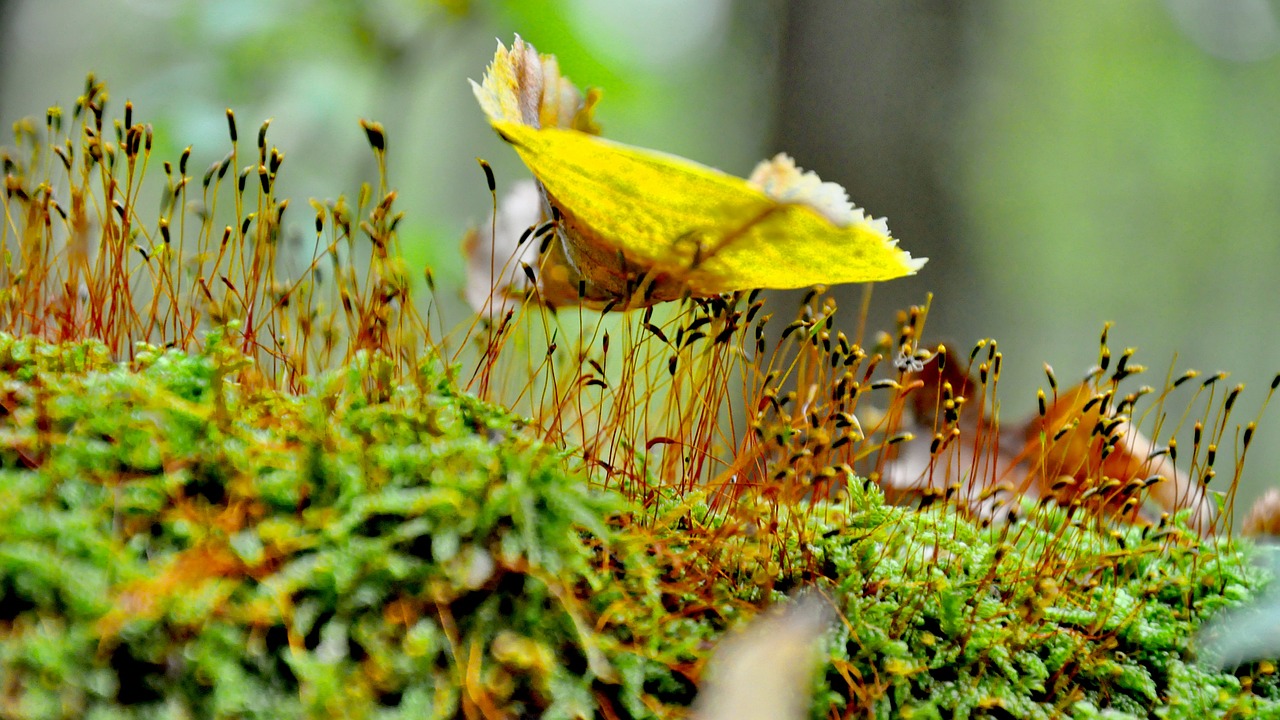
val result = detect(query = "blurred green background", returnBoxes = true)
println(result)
[2,0,1278,518]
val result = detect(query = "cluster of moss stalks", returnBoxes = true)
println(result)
[0,330,1277,719]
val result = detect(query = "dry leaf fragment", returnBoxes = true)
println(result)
[463,179,543,315]
[1242,488,1280,538]
[692,594,834,720]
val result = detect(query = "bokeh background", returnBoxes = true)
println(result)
[3,0,1278,519]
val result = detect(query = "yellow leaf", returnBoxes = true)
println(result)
[494,120,923,293]
[470,38,925,310]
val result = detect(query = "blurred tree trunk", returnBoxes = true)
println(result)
[771,0,971,348]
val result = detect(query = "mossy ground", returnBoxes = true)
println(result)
[3,72,1279,720]
[1,332,1277,719]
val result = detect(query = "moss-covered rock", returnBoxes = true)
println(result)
[1,333,1277,719]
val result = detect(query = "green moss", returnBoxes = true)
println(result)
[0,333,635,718]
[1,334,1277,718]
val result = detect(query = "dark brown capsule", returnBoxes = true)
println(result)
[360,119,386,152]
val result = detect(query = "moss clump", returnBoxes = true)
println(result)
[597,481,1280,718]
[1,334,1278,719]
[0,332,637,718]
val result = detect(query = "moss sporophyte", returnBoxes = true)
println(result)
[1,41,1279,719]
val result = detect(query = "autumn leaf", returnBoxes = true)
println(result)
[878,350,1217,535]
[467,36,925,312]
